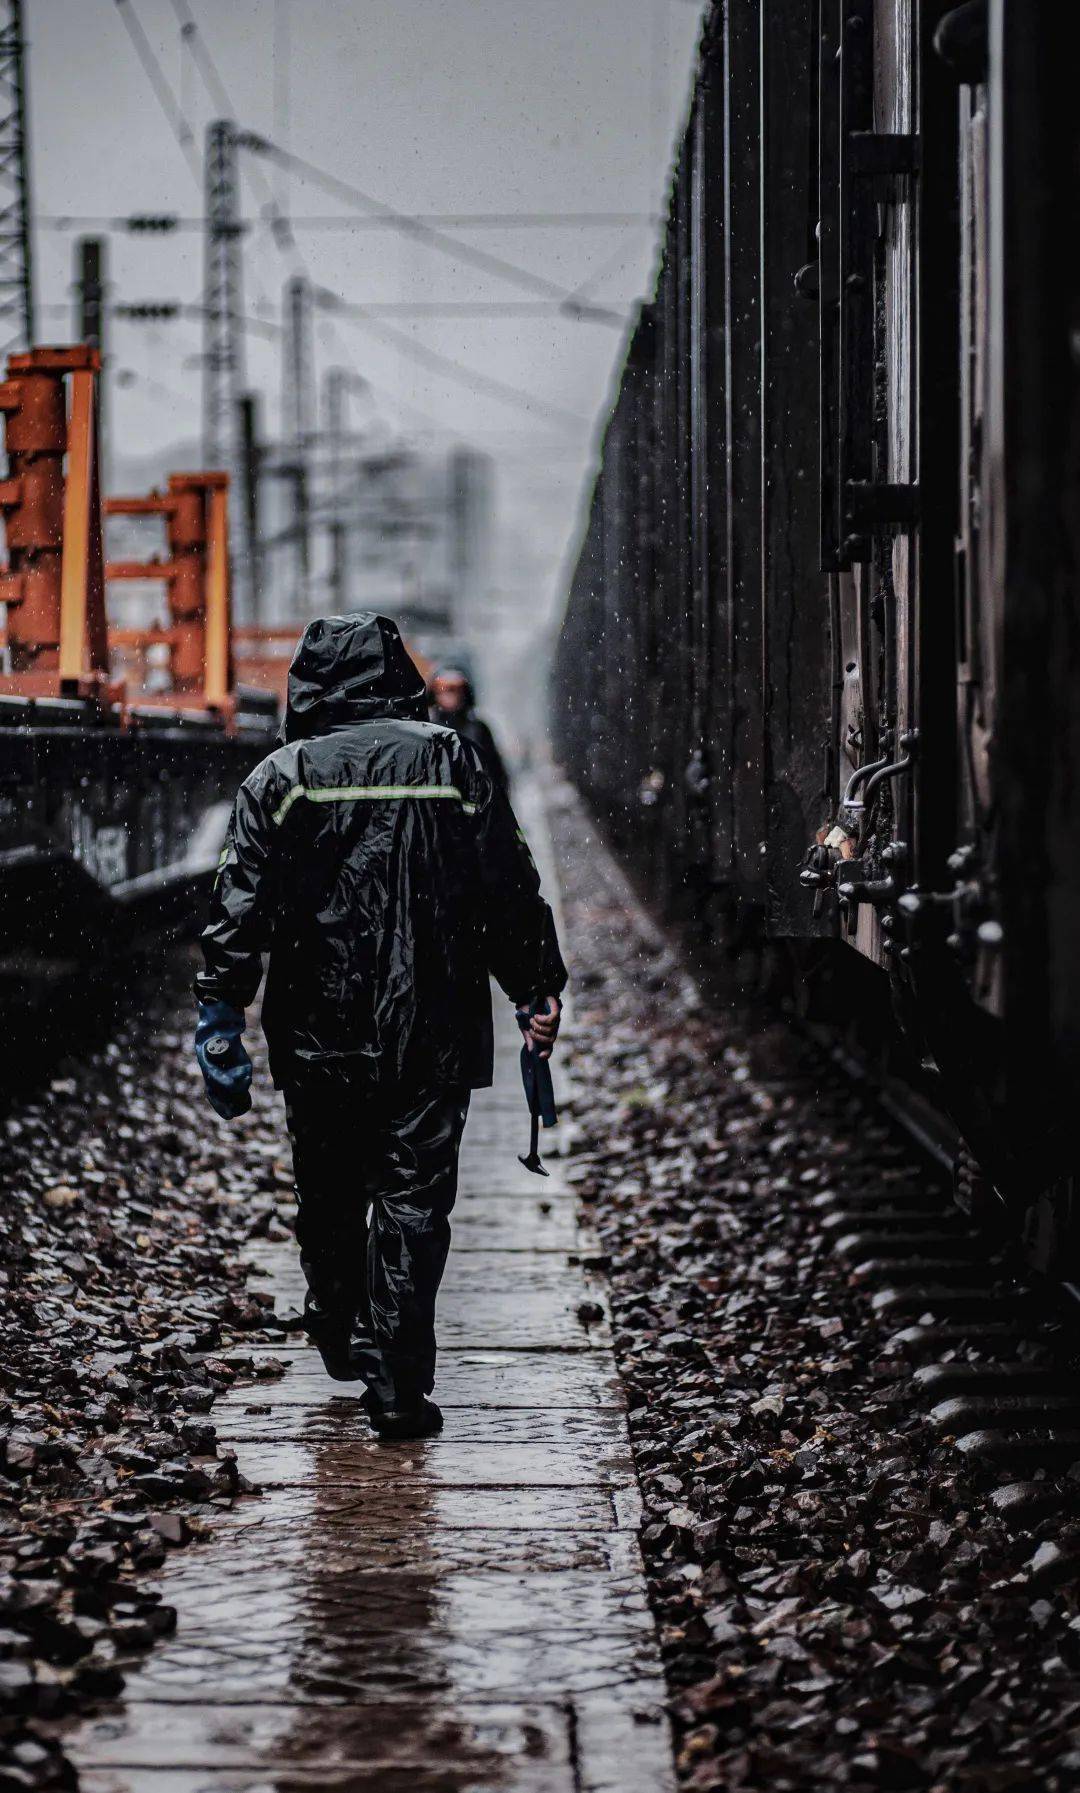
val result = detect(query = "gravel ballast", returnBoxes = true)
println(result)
[552,783,1080,1792]
[0,960,293,1789]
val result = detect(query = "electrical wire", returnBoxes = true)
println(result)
[41,211,658,232]
[167,0,294,250]
[242,134,627,318]
[106,4,596,447]
[167,0,230,115]
[111,0,201,183]
[273,0,291,230]
[560,232,646,308]
[161,0,369,409]
[114,365,194,408]
[167,0,624,466]
[312,289,588,429]
[164,0,287,318]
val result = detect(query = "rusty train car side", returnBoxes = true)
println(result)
[554,1,1080,1274]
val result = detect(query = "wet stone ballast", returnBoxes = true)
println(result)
[0,962,292,1791]
[551,784,1080,1793]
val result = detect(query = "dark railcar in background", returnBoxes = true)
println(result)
[0,695,277,1069]
[554,0,1080,1278]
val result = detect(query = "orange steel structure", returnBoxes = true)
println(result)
[231,624,301,706]
[0,345,111,698]
[0,344,293,729]
[105,472,233,711]
[1,343,422,728]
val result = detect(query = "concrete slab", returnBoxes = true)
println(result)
[100,1568,663,1705]
[221,1437,634,1489]
[217,1403,628,1449]
[248,1248,611,1349]
[224,1347,624,1409]
[75,1701,577,1791]
[190,1526,640,1575]
[196,1480,625,1533]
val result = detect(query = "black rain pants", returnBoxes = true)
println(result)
[283,1067,470,1412]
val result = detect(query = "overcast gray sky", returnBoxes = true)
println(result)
[26,0,704,684]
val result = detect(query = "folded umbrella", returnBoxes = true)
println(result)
[515,1001,558,1176]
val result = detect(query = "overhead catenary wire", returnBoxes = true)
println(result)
[273,0,290,230]
[157,0,372,413]
[117,298,631,319]
[111,0,201,182]
[559,231,647,309]
[167,0,230,115]
[162,298,587,429]
[104,0,604,482]
[109,321,414,442]
[107,0,278,318]
[65,12,641,370]
[311,288,589,429]
[113,364,195,409]
[240,133,627,320]
[314,299,630,319]
[40,211,659,232]
[177,6,196,150]
[163,0,295,330]
[166,0,295,252]
[151,6,597,425]
[111,297,585,440]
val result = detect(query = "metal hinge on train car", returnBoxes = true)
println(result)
[843,481,920,546]
[848,132,920,182]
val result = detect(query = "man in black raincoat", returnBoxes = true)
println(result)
[195,613,567,1440]
[429,665,510,791]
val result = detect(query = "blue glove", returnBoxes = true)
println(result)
[195,1001,253,1119]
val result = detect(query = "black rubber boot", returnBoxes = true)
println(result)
[369,1397,444,1442]
[303,1297,365,1383]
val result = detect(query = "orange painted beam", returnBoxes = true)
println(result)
[105,559,177,581]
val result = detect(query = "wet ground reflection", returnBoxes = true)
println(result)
[268,1410,548,1789]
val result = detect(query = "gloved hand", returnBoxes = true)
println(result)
[195,1001,253,1119]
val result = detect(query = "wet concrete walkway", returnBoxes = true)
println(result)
[68,785,675,1792]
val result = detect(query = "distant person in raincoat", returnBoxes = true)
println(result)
[429,665,510,791]
[195,613,566,1440]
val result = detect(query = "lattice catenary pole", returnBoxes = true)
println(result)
[281,272,313,612]
[202,119,253,617]
[0,0,36,358]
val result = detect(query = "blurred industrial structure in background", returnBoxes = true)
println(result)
[2,0,497,691]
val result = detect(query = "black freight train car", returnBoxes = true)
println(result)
[554,0,1080,1275]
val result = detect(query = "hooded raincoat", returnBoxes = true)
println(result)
[430,667,510,790]
[196,613,566,1090]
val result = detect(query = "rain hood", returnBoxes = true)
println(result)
[282,612,428,742]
